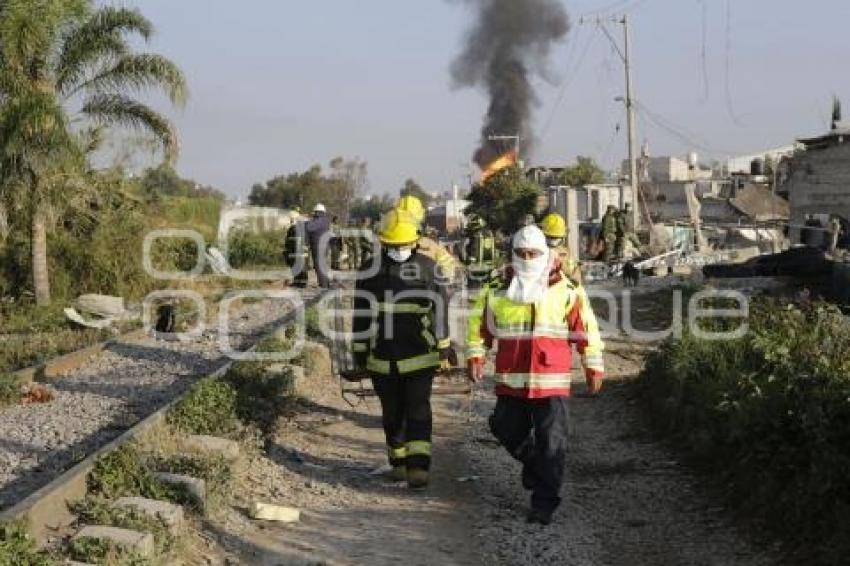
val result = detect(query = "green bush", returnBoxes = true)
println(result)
[0,521,54,566]
[167,379,239,437]
[88,445,174,502]
[0,373,21,407]
[69,499,174,558]
[640,299,850,563]
[226,229,283,269]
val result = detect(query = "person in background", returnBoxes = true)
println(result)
[599,205,618,262]
[467,225,605,525]
[305,203,332,288]
[540,212,582,285]
[461,214,499,289]
[284,209,309,288]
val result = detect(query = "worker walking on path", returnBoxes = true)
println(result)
[305,203,332,288]
[351,210,456,489]
[461,214,499,290]
[466,225,605,525]
[284,211,309,288]
[540,213,582,285]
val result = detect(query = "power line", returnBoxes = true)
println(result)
[540,28,599,140]
[636,101,738,155]
[698,0,709,102]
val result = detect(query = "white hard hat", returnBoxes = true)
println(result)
[313,203,326,213]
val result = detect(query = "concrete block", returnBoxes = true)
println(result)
[113,497,185,533]
[72,525,154,558]
[153,472,206,507]
[178,435,240,461]
[249,502,300,523]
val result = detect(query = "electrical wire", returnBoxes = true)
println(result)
[636,101,738,155]
[698,0,709,102]
[540,28,600,140]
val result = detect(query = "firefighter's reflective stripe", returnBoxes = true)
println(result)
[397,352,440,373]
[421,329,436,348]
[367,352,440,375]
[352,342,369,352]
[495,373,573,389]
[367,356,391,374]
[493,324,573,339]
[377,302,431,314]
[436,338,451,350]
[405,441,432,457]
[388,445,407,460]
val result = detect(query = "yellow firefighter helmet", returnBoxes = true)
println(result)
[379,209,421,246]
[540,213,568,239]
[397,195,426,224]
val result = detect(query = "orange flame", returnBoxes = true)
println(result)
[480,150,518,183]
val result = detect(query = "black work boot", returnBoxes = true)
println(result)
[526,507,554,526]
[521,462,538,491]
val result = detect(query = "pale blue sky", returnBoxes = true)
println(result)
[109,1,850,199]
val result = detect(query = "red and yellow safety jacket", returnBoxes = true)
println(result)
[466,261,604,399]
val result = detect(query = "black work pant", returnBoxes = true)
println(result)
[371,369,434,471]
[489,395,569,513]
[309,245,331,288]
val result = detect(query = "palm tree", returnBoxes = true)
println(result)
[0,0,187,305]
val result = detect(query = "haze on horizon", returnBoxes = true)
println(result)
[108,0,850,201]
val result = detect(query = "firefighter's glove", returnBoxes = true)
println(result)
[467,357,485,384]
[439,347,459,369]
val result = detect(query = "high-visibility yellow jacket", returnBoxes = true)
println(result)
[466,263,604,399]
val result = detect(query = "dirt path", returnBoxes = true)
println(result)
[198,287,782,565]
[463,350,781,566]
[201,354,484,565]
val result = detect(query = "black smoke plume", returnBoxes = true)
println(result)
[451,0,570,167]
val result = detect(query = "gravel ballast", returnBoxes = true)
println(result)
[0,292,319,510]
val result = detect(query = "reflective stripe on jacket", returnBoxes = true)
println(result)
[466,264,604,399]
[353,251,451,376]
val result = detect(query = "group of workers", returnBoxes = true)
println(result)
[323,195,605,526]
[599,203,641,261]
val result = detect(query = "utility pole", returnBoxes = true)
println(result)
[581,15,640,231]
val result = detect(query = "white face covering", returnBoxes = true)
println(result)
[506,226,552,304]
[387,247,413,263]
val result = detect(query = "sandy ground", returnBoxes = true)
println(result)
[196,287,782,565]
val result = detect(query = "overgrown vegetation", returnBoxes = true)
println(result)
[88,445,178,502]
[226,229,283,269]
[70,499,174,558]
[0,372,22,407]
[166,379,239,437]
[0,521,54,565]
[640,299,850,564]
[67,535,147,566]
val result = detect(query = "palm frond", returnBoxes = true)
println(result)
[81,93,177,161]
[55,6,153,94]
[73,53,188,106]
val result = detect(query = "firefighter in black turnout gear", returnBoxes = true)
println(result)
[352,210,455,489]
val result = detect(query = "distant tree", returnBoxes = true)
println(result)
[139,163,224,200]
[0,1,187,304]
[466,167,541,234]
[400,178,432,205]
[350,194,395,222]
[561,156,606,187]
[248,158,368,220]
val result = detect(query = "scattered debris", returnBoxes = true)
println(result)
[20,383,55,405]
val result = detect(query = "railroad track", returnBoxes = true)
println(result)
[0,288,325,539]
